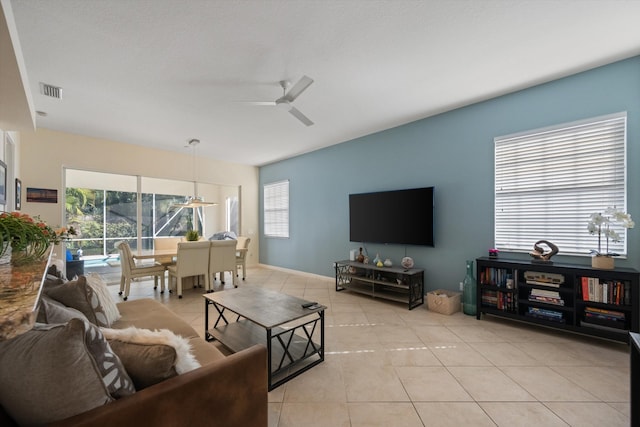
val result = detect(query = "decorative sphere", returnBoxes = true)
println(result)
[401,257,414,268]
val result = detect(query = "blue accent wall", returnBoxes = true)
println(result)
[259,56,640,290]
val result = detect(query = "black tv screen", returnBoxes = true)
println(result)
[349,187,434,246]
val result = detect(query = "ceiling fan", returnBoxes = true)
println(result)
[245,75,314,126]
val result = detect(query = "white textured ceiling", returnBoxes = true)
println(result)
[9,0,640,166]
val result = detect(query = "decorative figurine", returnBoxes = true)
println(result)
[401,256,414,269]
[529,240,559,263]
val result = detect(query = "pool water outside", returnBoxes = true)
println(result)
[83,255,120,268]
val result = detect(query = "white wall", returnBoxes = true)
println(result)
[19,128,260,265]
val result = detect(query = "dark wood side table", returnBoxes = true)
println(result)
[631,332,640,426]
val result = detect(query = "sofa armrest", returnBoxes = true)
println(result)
[48,344,268,427]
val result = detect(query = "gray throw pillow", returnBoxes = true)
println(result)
[44,275,110,327]
[0,319,135,425]
[36,295,88,324]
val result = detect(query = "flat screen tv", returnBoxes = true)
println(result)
[349,187,434,246]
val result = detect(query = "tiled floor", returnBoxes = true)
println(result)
[104,266,631,427]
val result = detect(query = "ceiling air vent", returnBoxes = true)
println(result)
[39,82,63,99]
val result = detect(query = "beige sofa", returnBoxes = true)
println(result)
[0,294,268,426]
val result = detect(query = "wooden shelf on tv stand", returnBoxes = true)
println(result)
[334,260,425,310]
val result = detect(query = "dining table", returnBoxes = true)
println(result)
[131,249,177,261]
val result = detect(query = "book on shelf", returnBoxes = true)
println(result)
[584,306,625,321]
[528,295,565,306]
[526,306,564,323]
[524,271,564,287]
[530,288,561,298]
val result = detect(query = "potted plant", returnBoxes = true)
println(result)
[0,212,76,265]
[185,230,200,241]
[587,207,634,269]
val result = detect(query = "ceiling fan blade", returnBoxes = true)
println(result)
[237,101,277,106]
[285,75,314,102]
[289,106,314,126]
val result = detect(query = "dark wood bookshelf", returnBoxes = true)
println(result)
[476,257,639,343]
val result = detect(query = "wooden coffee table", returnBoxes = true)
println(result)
[204,287,325,390]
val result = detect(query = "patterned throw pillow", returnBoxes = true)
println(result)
[0,319,135,425]
[44,275,110,327]
[80,319,135,398]
[85,272,121,325]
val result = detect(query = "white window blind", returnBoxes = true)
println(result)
[264,180,289,238]
[495,112,627,256]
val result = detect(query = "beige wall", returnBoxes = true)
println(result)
[18,128,260,265]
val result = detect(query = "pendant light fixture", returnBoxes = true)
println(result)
[173,138,217,208]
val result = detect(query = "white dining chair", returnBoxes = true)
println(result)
[115,241,166,301]
[235,236,251,281]
[209,239,237,290]
[153,236,181,267]
[167,241,210,298]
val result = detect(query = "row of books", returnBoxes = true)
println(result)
[528,288,564,306]
[580,277,630,305]
[479,268,513,288]
[581,306,628,332]
[525,306,564,323]
[481,290,516,311]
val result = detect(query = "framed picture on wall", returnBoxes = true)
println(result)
[26,187,58,203]
[15,178,21,210]
[0,160,6,205]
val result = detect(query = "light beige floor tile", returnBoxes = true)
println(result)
[413,325,463,343]
[480,318,570,343]
[544,402,630,427]
[326,312,370,325]
[268,402,282,427]
[446,325,504,342]
[607,402,631,418]
[327,324,380,345]
[268,383,286,403]
[501,366,598,401]
[562,339,629,369]
[364,311,408,326]
[512,341,595,366]
[448,366,535,401]
[373,324,421,343]
[395,367,473,401]
[282,359,346,402]
[348,402,424,427]
[342,365,410,402]
[414,402,497,426]
[278,402,350,427]
[330,302,365,313]
[382,341,443,367]
[398,309,443,326]
[469,342,544,366]
[435,312,479,325]
[428,342,493,366]
[480,402,569,426]
[552,366,630,402]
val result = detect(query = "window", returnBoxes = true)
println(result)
[495,112,627,256]
[264,180,289,238]
[65,169,239,257]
